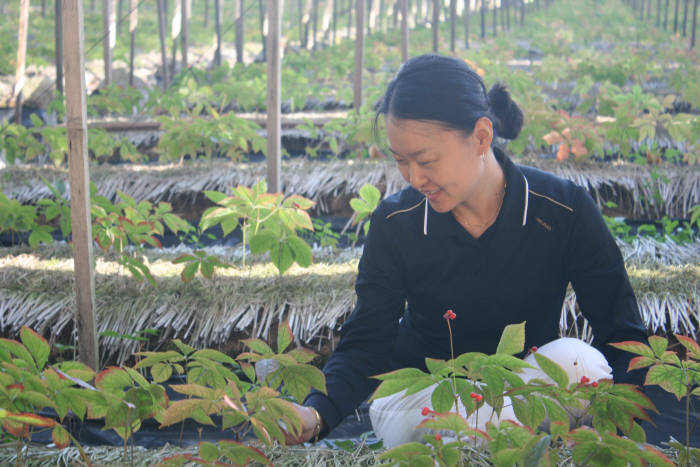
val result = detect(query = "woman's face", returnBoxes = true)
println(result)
[385,116,487,213]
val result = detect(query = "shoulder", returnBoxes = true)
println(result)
[519,164,585,216]
[375,186,426,222]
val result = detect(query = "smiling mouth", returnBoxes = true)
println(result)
[423,189,440,200]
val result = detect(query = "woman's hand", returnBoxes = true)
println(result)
[284,403,323,445]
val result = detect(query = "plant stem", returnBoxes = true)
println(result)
[242,219,247,267]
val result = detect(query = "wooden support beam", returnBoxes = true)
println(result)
[266,0,282,193]
[157,0,170,89]
[14,0,30,125]
[102,0,115,86]
[400,0,409,62]
[354,0,365,111]
[129,0,138,87]
[55,0,64,96]
[62,0,99,371]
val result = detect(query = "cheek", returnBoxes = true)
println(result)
[397,165,411,184]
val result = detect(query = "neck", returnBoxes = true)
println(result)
[452,150,506,229]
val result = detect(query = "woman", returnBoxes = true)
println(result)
[285,54,647,445]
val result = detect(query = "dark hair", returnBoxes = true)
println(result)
[375,54,523,141]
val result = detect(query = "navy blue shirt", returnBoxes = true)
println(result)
[305,148,647,436]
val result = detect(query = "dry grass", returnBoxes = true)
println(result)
[2,158,698,218]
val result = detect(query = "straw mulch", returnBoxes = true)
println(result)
[2,158,699,218]
[0,238,698,364]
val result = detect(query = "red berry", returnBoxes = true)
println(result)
[470,392,478,399]
[592,381,598,388]
[443,310,456,320]
[421,407,431,416]
[476,394,483,402]
[435,434,442,441]
[580,376,590,384]
[530,346,538,353]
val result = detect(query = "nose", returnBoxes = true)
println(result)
[407,162,426,190]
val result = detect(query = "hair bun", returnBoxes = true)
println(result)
[487,83,523,140]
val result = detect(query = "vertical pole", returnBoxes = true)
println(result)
[14,0,30,126]
[674,0,679,33]
[215,0,222,65]
[348,0,353,39]
[266,0,281,193]
[55,0,64,96]
[400,0,408,61]
[432,0,439,52]
[103,0,115,86]
[181,0,190,69]
[129,0,137,87]
[172,0,180,73]
[682,0,689,35]
[354,0,365,110]
[664,0,670,29]
[62,0,99,371]
[657,0,661,25]
[464,0,470,47]
[117,0,123,34]
[449,0,456,51]
[492,0,497,36]
[690,0,697,47]
[236,0,244,63]
[204,0,210,27]
[312,0,318,48]
[519,0,523,26]
[332,0,337,43]
[480,0,485,37]
[258,0,266,61]
[157,0,170,88]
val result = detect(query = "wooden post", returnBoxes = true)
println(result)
[129,0,137,87]
[400,0,408,61]
[354,0,365,110]
[181,0,190,69]
[480,0,485,37]
[258,0,266,61]
[691,0,697,48]
[171,0,180,73]
[432,0,439,52]
[214,0,222,65]
[464,0,470,47]
[157,0,170,88]
[235,0,244,62]
[55,0,64,96]
[14,0,30,126]
[449,0,456,51]
[266,0,281,192]
[102,0,115,86]
[62,0,99,371]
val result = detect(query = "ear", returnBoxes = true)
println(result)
[472,117,493,154]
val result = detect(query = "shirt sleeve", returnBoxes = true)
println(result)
[304,206,408,437]
[566,186,647,385]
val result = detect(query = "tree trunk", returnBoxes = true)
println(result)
[129,0,137,87]
[236,0,244,62]
[464,0,469,47]
[214,0,222,65]
[204,0,210,27]
[14,0,29,125]
[55,0,64,96]
[42,0,46,16]
[172,0,181,73]
[354,0,365,110]
[664,0,669,29]
[690,0,697,48]
[492,0,497,36]
[520,0,524,26]
[312,0,318,49]
[181,0,190,69]
[432,0,439,52]
[117,0,123,34]
[348,0,353,39]
[400,0,408,61]
[682,0,689,35]
[157,0,170,88]
[332,0,337,43]
[657,0,661,25]
[103,0,115,86]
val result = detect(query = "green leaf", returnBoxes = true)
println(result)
[249,230,277,254]
[95,367,132,393]
[648,336,668,358]
[675,334,700,360]
[192,349,237,366]
[533,352,570,388]
[0,338,37,372]
[19,327,50,371]
[198,441,220,462]
[644,364,687,400]
[286,235,312,267]
[51,424,71,449]
[359,183,381,207]
[522,434,551,467]
[496,322,525,355]
[431,380,455,413]
[277,321,294,354]
[609,341,655,358]
[151,363,172,383]
[242,339,274,355]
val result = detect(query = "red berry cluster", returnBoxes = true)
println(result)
[443,309,456,320]
[579,376,599,387]
[470,392,483,402]
[421,406,432,416]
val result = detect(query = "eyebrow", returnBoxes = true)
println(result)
[388,147,429,158]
